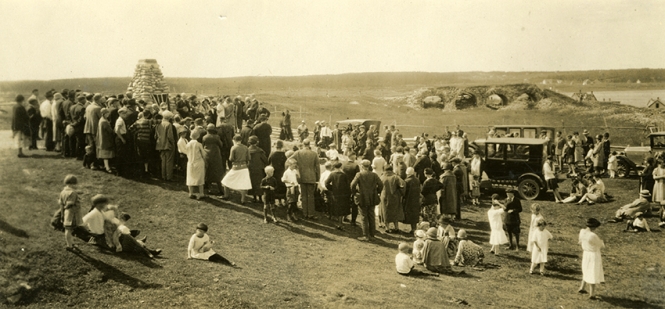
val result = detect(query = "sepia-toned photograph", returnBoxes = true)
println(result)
[1,0,664,307]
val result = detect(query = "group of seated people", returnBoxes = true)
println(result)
[51,174,162,257]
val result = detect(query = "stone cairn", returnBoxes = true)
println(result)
[127,59,168,104]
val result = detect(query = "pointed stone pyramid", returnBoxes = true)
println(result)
[127,59,169,103]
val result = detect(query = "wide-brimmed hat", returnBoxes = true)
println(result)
[457,229,467,239]
[586,218,601,228]
[640,189,651,197]
[583,129,589,134]
[415,230,426,239]
[635,212,644,217]
[426,227,438,239]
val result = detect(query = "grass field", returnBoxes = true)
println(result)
[1,139,665,308]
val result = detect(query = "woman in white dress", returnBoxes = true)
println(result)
[488,196,509,255]
[186,129,206,200]
[651,160,665,203]
[578,218,604,300]
[526,203,545,252]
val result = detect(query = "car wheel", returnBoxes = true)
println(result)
[617,161,629,178]
[518,178,540,200]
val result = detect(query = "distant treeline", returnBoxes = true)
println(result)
[2,69,664,95]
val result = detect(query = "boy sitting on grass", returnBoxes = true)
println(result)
[395,242,438,277]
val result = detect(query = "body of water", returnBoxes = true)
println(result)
[566,90,665,107]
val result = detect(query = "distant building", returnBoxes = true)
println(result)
[647,97,663,109]
[571,90,598,103]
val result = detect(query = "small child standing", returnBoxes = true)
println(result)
[488,193,508,255]
[83,146,95,169]
[412,230,426,265]
[529,219,553,275]
[59,174,82,250]
[261,166,279,224]
[470,175,481,206]
[281,160,301,222]
[527,204,544,252]
[608,151,618,179]
[187,223,236,266]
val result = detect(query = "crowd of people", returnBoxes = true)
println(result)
[10,88,665,301]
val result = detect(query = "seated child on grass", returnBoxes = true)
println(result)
[625,212,651,232]
[395,242,438,277]
[187,223,236,266]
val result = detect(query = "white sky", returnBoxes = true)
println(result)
[1,0,664,81]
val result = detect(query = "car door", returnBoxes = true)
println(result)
[485,142,510,180]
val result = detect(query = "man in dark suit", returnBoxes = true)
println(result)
[292,139,320,219]
[12,95,31,157]
[351,160,383,241]
[342,153,361,225]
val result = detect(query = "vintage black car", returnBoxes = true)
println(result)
[479,137,550,200]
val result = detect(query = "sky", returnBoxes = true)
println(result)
[1,0,664,81]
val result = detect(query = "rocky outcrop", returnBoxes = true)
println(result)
[418,83,580,110]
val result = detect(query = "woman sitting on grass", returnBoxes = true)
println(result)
[577,174,607,205]
[453,229,484,267]
[187,223,236,266]
[562,177,587,203]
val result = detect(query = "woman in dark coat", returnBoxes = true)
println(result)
[248,136,268,202]
[96,108,115,173]
[380,165,406,233]
[268,140,287,206]
[641,157,656,201]
[203,124,225,196]
[438,163,457,219]
[325,161,352,230]
[253,115,272,156]
[402,167,422,233]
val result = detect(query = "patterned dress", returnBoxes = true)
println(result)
[454,239,484,266]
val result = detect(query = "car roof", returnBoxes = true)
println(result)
[336,119,379,125]
[480,138,549,145]
[648,132,665,137]
[492,125,555,129]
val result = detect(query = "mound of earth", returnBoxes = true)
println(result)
[417,83,582,110]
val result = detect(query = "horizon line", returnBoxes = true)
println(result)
[2,68,665,83]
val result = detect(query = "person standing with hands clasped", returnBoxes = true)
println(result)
[578,218,604,300]
[503,188,523,251]
[529,219,552,275]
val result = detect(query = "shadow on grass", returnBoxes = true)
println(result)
[98,250,163,269]
[0,218,29,238]
[595,296,662,309]
[548,251,578,258]
[542,272,578,281]
[205,197,337,242]
[71,250,162,289]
